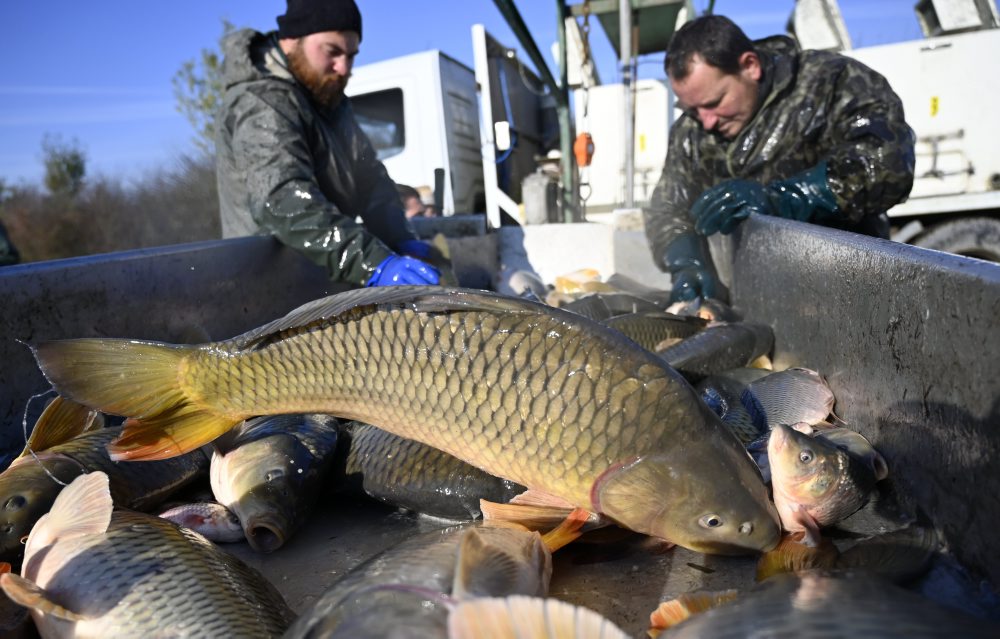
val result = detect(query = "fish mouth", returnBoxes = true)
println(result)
[244,518,287,553]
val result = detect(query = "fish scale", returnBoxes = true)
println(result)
[21,509,293,636]
[32,287,780,554]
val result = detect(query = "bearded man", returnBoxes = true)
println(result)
[215,0,440,287]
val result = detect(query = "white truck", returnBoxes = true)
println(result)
[346,0,1000,260]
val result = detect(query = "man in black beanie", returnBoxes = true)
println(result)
[215,0,444,287]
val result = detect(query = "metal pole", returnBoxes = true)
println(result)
[620,0,635,209]
[556,1,581,222]
[491,0,568,110]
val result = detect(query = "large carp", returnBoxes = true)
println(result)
[30,286,779,555]
[1,472,294,637]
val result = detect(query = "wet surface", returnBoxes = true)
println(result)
[223,485,1000,638]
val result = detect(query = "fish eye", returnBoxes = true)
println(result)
[5,496,26,511]
[699,514,723,529]
[799,449,814,463]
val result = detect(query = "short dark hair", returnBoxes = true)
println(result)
[665,15,756,80]
[396,183,420,201]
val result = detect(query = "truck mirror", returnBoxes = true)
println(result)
[494,121,512,152]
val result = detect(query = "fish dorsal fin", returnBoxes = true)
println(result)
[0,573,88,622]
[228,286,619,352]
[17,396,104,460]
[448,595,629,639]
[452,527,549,600]
[24,472,112,560]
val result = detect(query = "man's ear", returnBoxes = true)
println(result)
[739,51,762,82]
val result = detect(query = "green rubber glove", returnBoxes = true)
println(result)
[663,232,718,303]
[692,161,840,236]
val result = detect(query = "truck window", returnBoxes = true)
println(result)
[351,88,405,160]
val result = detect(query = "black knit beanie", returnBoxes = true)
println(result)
[276,0,363,40]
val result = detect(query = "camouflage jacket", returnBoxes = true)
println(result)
[644,36,916,270]
[216,29,417,286]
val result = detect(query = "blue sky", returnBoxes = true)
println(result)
[1,1,923,187]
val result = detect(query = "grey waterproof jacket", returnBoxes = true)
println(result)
[644,36,916,269]
[216,29,417,285]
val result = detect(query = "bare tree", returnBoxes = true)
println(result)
[173,20,234,155]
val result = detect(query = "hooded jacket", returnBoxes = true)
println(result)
[644,36,916,269]
[216,29,417,285]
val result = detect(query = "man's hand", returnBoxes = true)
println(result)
[691,180,772,235]
[670,266,717,303]
[663,233,718,303]
[691,162,840,236]
[366,255,440,287]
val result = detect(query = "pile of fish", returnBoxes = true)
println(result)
[0,273,992,638]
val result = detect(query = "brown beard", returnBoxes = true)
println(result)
[286,42,349,109]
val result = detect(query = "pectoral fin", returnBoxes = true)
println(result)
[648,590,740,635]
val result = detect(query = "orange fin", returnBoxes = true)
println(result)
[17,395,104,460]
[756,532,839,581]
[508,489,577,510]
[481,500,606,547]
[647,590,740,636]
[480,500,574,531]
[108,411,241,461]
[448,595,629,639]
[0,573,89,622]
[538,508,594,553]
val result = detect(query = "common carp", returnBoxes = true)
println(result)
[336,421,525,520]
[285,521,552,638]
[601,312,708,352]
[0,472,295,637]
[30,286,779,555]
[769,423,885,545]
[653,570,999,638]
[211,413,340,552]
[658,322,774,380]
[0,397,208,566]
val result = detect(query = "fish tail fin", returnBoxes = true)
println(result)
[448,595,628,639]
[31,339,242,461]
[1,573,89,622]
[31,338,192,418]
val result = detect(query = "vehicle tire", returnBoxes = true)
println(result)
[912,217,1000,262]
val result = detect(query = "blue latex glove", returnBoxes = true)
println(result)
[366,255,440,287]
[692,162,840,236]
[663,233,718,303]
